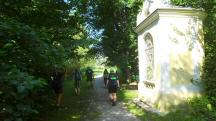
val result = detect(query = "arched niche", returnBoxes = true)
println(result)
[144,33,154,83]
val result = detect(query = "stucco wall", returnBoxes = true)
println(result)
[138,19,161,105]
[136,8,205,112]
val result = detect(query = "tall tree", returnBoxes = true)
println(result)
[0,0,92,120]
[89,0,142,82]
[0,0,91,79]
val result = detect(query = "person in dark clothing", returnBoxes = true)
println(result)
[103,69,109,87]
[85,67,94,88]
[51,70,64,107]
[74,69,82,95]
[107,70,119,106]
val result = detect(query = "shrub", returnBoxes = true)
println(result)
[187,96,216,121]
[0,65,47,121]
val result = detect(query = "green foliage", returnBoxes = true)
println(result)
[89,0,142,82]
[185,96,216,120]
[170,0,201,7]
[0,65,47,121]
[0,0,93,120]
[201,1,216,105]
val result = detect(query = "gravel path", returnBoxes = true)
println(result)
[84,75,141,121]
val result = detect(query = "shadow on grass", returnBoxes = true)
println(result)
[118,82,138,103]
[34,79,92,121]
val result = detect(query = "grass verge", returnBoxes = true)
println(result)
[34,78,91,121]
[118,86,216,121]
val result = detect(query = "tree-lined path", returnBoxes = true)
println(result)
[1,0,216,121]
[34,75,140,121]
[84,76,140,121]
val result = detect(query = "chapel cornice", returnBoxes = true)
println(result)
[134,8,205,33]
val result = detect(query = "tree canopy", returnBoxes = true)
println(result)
[88,0,142,81]
[0,0,94,120]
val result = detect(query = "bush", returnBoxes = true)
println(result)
[0,65,47,121]
[165,96,216,121]
[187,96,216,121]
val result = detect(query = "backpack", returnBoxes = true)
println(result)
[86,69,93,78]
[109,74,118,86]
[75,71,81,81]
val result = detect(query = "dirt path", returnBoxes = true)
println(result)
[84,75,141,121]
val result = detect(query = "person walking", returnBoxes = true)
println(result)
[103,69,109,87]
[74,68,82,95]
[107,69,119,106]
[51,69,64,107]
[85,67,94,88]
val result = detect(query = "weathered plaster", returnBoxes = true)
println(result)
[135,7,205,112]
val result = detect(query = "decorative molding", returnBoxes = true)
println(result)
[144,81,155,88]
[135,10,159,33]
[134,8,206,33]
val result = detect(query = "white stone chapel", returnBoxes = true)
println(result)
[135,0,205,112]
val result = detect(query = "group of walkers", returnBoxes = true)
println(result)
[50,67,120,108]
[74,67,94,95]
[50,67,94,107]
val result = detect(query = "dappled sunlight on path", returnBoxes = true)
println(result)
[84,76,140,121]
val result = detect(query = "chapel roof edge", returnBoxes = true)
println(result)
[135,8,206,33]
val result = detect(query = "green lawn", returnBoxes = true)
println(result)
[34,79,90,121]
[118,87,215,121]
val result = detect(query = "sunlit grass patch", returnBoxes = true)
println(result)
[127,103,145,116]
[118,87,138,102]
[71,114,81,119]
[118,88,162,121]
[119,88,216,121]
